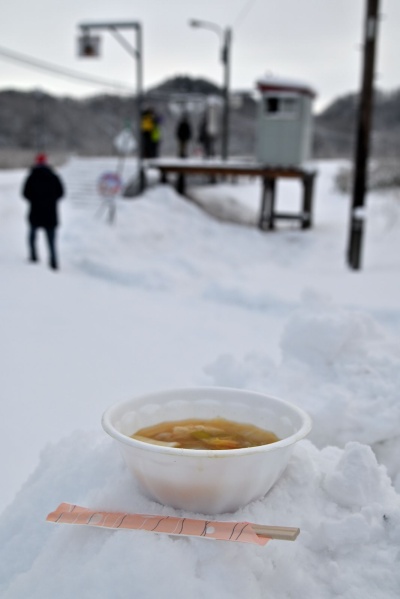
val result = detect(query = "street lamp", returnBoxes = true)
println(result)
[77,20,145,191]
[189,19,232,160]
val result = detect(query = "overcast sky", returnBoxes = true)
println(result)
[0,0,398,112]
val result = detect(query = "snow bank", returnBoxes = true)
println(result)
[2,156,400,596]
[0,431,399,599]
[205,293,400,489]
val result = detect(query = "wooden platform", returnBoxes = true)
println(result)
[144,158,317,230]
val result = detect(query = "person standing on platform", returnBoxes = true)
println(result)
[176,112,192,158]
[140,108,155,158]
[198,100,219,159]
[141,107,162,158]
[22,153,64,270]
[150,110,162,158]
[198,114,211,158]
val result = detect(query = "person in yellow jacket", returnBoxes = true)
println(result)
[140,108,162,158]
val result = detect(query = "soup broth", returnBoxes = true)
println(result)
[131,417,279,450]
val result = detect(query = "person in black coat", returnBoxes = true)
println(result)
[176,113,192,158]
[22,153,65,270]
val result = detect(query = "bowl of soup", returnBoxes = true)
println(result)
[102,387,312,514]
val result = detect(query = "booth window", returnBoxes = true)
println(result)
[264,96,298,118]
[266,97,279,113]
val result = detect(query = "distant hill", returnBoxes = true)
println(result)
[0,75,399,167]
[314,89,400,158]
[0,90,135,156]
[147,75,221,96]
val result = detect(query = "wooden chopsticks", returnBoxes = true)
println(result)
[251,525,300,541]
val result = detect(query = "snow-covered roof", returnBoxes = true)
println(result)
[256,74,317,98]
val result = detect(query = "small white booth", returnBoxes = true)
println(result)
[144,75,318,231]
[255,75,316,167]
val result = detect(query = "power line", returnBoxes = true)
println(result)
[233,0,258,28]
[0,44,134,93]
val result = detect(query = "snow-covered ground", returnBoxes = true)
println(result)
[1,156,399,598]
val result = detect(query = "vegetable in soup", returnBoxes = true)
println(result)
[131,417,279,450]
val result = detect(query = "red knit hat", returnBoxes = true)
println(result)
[35,153,47,164]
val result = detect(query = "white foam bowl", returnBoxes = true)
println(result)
[102,387,312,514]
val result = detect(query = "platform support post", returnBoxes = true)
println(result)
[258,178,276,230]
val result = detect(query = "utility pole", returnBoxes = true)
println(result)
[347,0,380,270]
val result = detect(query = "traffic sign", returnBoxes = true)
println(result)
[98,172,122,197]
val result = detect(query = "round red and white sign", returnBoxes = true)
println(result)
[98,172,122,197]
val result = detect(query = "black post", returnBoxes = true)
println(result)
[347,0,380,270]
[258,178,276,230]
[301,173,315,229]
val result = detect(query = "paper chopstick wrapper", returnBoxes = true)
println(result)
[46,503,299,546]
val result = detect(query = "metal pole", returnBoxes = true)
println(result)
[189,19,231,161]
[221,28,231,161]
[78,20,144,193]
[347,0,380,270]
